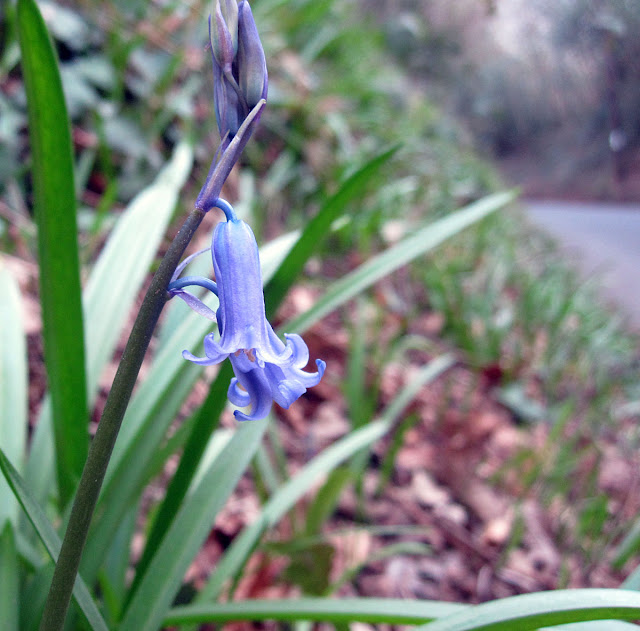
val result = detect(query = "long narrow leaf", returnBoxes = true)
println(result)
[165,597,467,626]
[0,448,108,631]
[416,588,640,631]
[80,363,202,586]
[124,363,233,598]
[118,420,267,631]
[0,523,19,631]
[17,0,88,505]
[198,354,455,601]
[264,146,398,315]
[83,142,193,400]
[286,190,516,335]
[0,259,27,527]
[20,565,54,631]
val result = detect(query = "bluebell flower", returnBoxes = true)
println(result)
[171,201,325,421]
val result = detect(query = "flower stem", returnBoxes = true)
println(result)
[196,99,265,211]
[39,97,265,631]
[38,207,206,631]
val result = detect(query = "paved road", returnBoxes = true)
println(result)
[525,200,640,330]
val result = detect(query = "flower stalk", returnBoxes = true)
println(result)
[38,98,266,631]
[37,207,206,631]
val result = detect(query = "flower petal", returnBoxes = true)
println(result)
[202,333,231,364]
[171,289,217,321]
[230,357,273,421]
[275,378,307,409]
[182,349,218,366]
[228,377,251,407]
[283,333,310,367]
[212,218,292,364]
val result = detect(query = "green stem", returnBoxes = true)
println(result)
[38,207,206,631]
[38,97,267,631]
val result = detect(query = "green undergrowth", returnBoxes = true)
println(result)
[1,0,639,612]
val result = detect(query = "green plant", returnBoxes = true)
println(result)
[3,1,640,630]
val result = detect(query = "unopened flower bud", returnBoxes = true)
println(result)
[210,0,238,71]
[213,61,241,139]
[237,1,268,108]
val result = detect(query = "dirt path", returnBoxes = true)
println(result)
[525,200,640,330]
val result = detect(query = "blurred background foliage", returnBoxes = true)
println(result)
[1,0,640,605]
[373,0,640,198]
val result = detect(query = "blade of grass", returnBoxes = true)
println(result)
[613,515,640,570]
[285,190,516,335]
[123,362,233,600]
[0,260,27,527]
[118,420,267,631]
[20,565,53,631]
[0,523,19,631]
[17,0,88,505]
[81,365,201,587]
[165,597,468,626]
[264,145,398,316]
[16,529,44,571]
[416,589,640,631]
[305,467,353,536]
[0,448,108,631]
[198,353,455,601]
[99,501,139,623]
[83,142,193,400]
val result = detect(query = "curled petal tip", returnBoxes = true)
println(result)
[234,409,265,422]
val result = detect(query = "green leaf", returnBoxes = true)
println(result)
[164,597,467,626]
[124,363,233,599]
[613,515,640,570]
[0,259,27,527]
[282,543,335,595]
[25,143,193,507]
[285,191,516,335]
[305,467,353,536]
[83,142,193,401]
[99,501,139,622]
[0,448,108,631]
[416,589,640,631]
[0,523,19,631]
[118,420,267,631]
[20,564,53,631]
[264,146,399,316]
[544,621,640,630]
[198,354,455,601]
[17,0,88,505]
